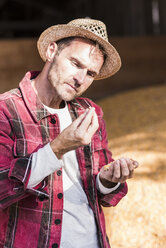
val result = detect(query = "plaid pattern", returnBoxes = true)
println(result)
[0,71,128,248]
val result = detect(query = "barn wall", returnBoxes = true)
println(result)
[0,36,166,99]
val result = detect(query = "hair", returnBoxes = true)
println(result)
[56,36,106,63]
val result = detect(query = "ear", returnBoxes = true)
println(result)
[46,42,58,62]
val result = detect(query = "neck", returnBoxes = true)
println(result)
[31,63,62,109]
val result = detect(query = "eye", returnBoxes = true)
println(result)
[71,59,80,68]
[71,61,77,66]
[87,71,95,78]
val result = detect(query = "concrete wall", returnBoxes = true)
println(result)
[0,36,166,99]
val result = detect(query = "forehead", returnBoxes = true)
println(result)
[60,38,104,66]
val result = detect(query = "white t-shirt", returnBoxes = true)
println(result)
[27,103,120,247]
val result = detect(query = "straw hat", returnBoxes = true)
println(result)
[37,18,121,80]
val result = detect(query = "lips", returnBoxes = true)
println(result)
[65,83,77,92]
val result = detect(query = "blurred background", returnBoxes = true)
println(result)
[0,0,166,247]
[0,0,166,97]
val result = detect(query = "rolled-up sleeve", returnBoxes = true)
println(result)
[0,110,49,209]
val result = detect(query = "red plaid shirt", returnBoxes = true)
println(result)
[0,71,127,248]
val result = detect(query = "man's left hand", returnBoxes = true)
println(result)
[99,158,139,188]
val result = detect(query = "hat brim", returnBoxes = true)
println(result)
[37,24,121,80]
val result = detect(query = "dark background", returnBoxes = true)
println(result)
[0,0,166,99]
[0,0,166,38]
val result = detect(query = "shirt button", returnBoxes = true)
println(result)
[57,193,63,199]
[13,187,24,193]
[56,170,62,176]
[50,118,56,124]
[52,243,58,248]
[38,195,45,201]
[54,219,61,225]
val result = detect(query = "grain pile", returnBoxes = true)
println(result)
[97,84,166,248]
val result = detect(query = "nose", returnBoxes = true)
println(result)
[74,69,87,86]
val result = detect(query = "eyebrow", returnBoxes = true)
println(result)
[70,57,98,77]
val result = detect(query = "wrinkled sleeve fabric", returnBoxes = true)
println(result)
[0,110,49,209]
[27,143,63,188]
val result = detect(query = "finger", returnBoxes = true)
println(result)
[87,111,99,136]
[125,158,138,179]
[133,160,139,169]
[128,159,139,179]
[72,108,89,128]
[78,107,96,131]
[130,158,139,169]
[112,160,121,180]
[108,162,114,177]
[120,158,130,177]
[70,108,97,145]
[125,158,134,171]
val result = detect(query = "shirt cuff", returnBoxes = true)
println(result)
[27,143,63,188]
[96,173,120,194]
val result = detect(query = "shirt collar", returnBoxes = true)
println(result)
[19,71,49,122]
[19,71,86,122]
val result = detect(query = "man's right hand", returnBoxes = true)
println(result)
[50,107,99,159]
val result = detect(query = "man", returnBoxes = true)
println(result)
[0,18,138,248]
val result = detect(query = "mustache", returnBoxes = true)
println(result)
[65,82,79,92]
